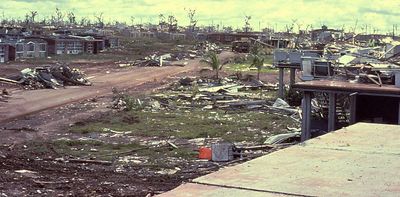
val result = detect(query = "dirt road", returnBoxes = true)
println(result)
[0,51,236,123]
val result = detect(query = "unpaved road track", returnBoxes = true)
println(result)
[0,52,236,123]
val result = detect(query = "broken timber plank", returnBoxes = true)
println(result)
[0,77,19,84]
[67,159,112,165]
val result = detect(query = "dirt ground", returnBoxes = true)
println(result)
[0,49,297,196]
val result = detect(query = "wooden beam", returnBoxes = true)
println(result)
[249,38,275,48]
[301,91,312,141]
[289,68,296,87]
[278,67,284,98]
[0,77,18,84]
[398,100,400,125]
[328,93,336,131]
[350,94,357,124]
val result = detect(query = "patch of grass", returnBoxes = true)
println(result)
[70,109,296,143]
[52,139,143,159]
[225,63,277,73]
[243,89,278,101]
[21,139,144,160]
[225,54,275,73]
[26,138,198,162]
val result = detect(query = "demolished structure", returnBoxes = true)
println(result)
[8,65,91,89]
[274,31,400,141]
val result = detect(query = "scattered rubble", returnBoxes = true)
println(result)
[104,75,301,165]
[7,65,92,90]
[147,76,284,112]
[117,41,223,68]
[264,132,301,145]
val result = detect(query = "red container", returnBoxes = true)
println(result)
[198,147,212,160]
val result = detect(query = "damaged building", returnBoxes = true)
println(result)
[0,42,15,63]
[274,34,400,141]
[14,38,47,59]
[44,35,103,55]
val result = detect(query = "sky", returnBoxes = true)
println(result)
[1,0,400,33]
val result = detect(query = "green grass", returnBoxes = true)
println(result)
[224,54,276,73]
[24,139,145,161]
[25,137,199,162]
[70,109,296,143]
[225,63,278,73]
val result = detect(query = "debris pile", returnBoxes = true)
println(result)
[109,76,300,124]
[111,88,143,111]
[152,76,299,115]
[192,41,223,55]
[123,41,223,67]
[133,53,175,67]
[276,35,400,86]
[11,65,92,89]
[324,38,400,86]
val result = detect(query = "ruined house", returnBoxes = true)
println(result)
[310,26,344,43]
[14,38,47,59]
[44,36,102,55]
[0,42,15,63]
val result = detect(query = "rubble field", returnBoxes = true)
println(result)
[0,39,297,196]
[0,69,300,196]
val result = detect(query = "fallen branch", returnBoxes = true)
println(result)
[90,141,191,159]
[0,77,19,84]
[167,141,178,149]
[67,159,112,165]
[90,147,150,158]
[33,180,69,185]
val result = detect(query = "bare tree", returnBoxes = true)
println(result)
[67,11,76,25]
[80,17,88,26]
[223,26,233,33]
[285,19,297,33]
[351,19,358,33]
[185,8,197,32]
[285,24,294,33]
[24,13,30,26]
[243,15,252,32]
[55,8,64,25]
[158,14,165,24]
[130,16,135,26]
[30,11,38,24]
[158,14,167,29]
[167,15,178,32]
[94,12,104,28]
[50,15,56,25]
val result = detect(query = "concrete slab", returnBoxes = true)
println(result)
[158,183,288,197]
[159,123,400,196]
[303,123,400,155]
[194,146,400,196]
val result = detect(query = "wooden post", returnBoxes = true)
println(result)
[278,67,284,98]
[301,91,312,141]
[289,68,296,86]
[398,100,400,124]
[328,93,336,132]
[349,95,357,124]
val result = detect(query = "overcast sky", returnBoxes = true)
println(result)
[1,0,400,33]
